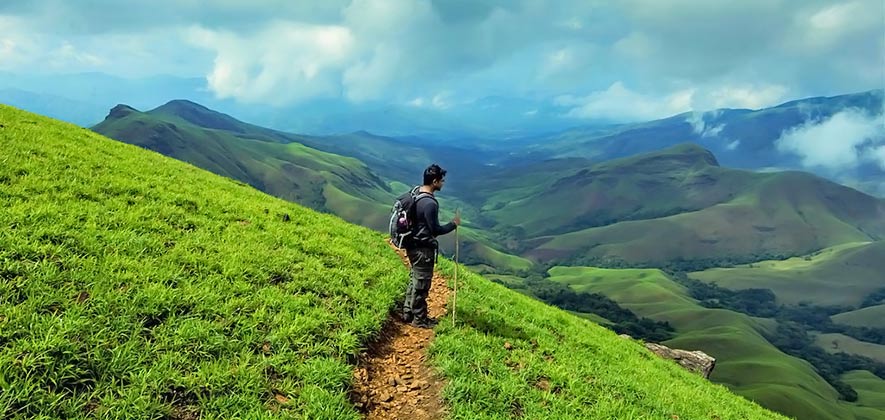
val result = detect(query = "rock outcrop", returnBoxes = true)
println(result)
[619,335,716,378]
[644,342,716,378]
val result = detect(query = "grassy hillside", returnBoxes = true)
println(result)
[543,266,863,420]
[0,104,408,419]
[1,104,791,419]
[487,144,743,236]
[689,242,885,307]
[432,260,788,419]
[815,334,885,363]
[833,305,885,329]
[841,370,885,416]
[91,102,395,231]
[509,146,885,267]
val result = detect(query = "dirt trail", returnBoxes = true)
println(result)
[350,248,449,420]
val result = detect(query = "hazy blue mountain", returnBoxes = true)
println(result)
[0,72,587,138]
[502,90,885,196]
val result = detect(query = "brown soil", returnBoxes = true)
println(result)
[350,247,449,420]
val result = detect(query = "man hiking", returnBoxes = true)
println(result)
[403,164,460,328]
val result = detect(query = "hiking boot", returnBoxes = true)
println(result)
[412,317,438,329]
[400,312,413,323]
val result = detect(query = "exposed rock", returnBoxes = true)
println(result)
[644,342,716,378]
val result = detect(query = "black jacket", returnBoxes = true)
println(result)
[409,193,456,249]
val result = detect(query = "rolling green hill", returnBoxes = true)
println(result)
[91,101,395,231]
[480,144,885,267]
[833,305,885,329]
[689,241,885,307]
[91,100,529,273]
[432,260,789,420]
[543,266,885,419]
[841,370,885,416]
[0,104,790,419]
[815,334,885,363]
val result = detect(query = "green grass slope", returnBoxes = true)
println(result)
[91,102,395,231]
[840,370,885,416]
[488,144,746,236]
[431,260,788,419]
[519,148,885,266]
[815,333,885,363]
[0,104,408,419]
[544,266,868,420]
[689,242,885,306]
[1,104,789,419]
[833,305,885,329]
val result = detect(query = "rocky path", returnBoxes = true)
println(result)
[350,248,449,419]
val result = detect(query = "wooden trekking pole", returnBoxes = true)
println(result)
[453,208,460,327]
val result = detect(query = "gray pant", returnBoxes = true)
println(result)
[403,247,435,320]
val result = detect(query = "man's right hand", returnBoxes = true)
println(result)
[453,214,461,226]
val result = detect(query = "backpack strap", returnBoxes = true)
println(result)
[414,191,436,208]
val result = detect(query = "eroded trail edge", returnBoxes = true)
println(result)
[350,249,449,420]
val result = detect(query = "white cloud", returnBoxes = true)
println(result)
[342,44,402,102]
[725,140,740,151]
[561,81,694,121]
[188,22,354,104]
[52,41,104,67]
[687,110,724,137]
[775,108,885,171]
[431,92,451,109]
[799,1,877,51]
[706,84,788,109]
[0,0,881,109]
[404,91,453,109]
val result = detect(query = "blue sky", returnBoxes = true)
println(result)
[0,0,883,121]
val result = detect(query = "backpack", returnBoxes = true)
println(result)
[389,186,432,248]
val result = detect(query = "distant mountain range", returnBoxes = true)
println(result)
[0,71,582,137]
[91,96,885,272]
[91,101,401,231]
[5,72,882,197]
[483,89,885,197]
[473,143,885,268]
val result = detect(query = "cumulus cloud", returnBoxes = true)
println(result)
[187,22,354,105]
[796,1,880,52]
[559,82,694,121]
[706,84,788,109]
[775,108,885,171]
[0,0,881,109]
